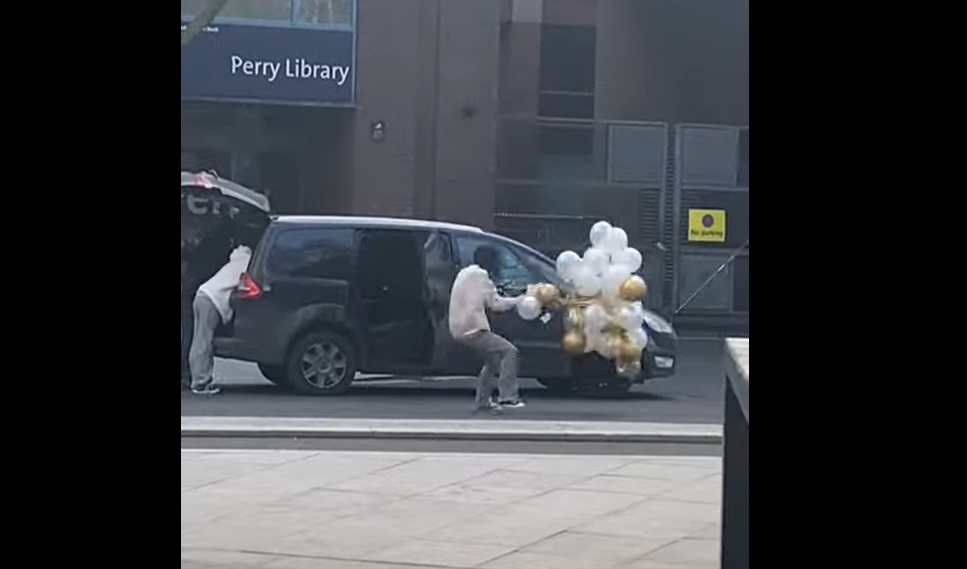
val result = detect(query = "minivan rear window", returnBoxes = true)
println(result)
[266,228,356,279]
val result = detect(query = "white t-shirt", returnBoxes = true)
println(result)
[448,265,520,338]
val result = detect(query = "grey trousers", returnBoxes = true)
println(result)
[189,294,221,389]
[460,330,520,405]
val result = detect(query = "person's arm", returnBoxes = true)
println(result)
[483,276,520,312]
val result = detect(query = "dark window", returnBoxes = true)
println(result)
[455,236,536,289]
[256,151,300,213]
[540,124,593,155]
[733,256,749,312]
[538,93,595,119]
[539,25,596,93]
[737,129,749,187]
[266,228,355,279]
[356,230,423,298]
[538,123,595,180]
[181,148,231,178]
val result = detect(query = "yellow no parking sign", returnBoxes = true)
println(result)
[687,209,726,242]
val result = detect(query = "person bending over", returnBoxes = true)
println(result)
[448,246,526,411]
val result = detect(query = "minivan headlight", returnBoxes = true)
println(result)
[642,310,674,334]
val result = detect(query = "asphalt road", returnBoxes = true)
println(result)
[180,337,726,424]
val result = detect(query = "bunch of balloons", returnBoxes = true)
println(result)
[555,221,649,377]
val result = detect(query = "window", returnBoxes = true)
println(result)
[539,25,596,93]
[538,92,595,120]
[181,148,231,178]
[538,24,596,119]
[182,0,291,23]
[356,230,423,299]
[296,0,353,25]
[181,0,353,26]
[538,123,595,180]
[266,228,355,279]
[455,236,535,289]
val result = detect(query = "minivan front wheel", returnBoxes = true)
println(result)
[285,331,356,396]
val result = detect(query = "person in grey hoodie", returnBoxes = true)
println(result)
[448,246,525,411]
[189,245,252,395]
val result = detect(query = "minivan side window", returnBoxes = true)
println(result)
[266,228,356,279]
[454,236,535,289]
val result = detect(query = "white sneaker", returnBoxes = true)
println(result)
[473,399,502,412]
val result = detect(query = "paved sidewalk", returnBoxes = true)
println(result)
[182,449,721,569]
[181,417,723,444]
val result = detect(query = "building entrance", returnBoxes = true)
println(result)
[181,101,353,214]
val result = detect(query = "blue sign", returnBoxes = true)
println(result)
[181,22,355,105]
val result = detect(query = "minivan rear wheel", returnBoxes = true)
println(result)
[285,331,356,396]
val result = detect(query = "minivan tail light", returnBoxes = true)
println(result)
[236,272,262,300]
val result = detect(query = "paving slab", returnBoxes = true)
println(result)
[182,449,722,569]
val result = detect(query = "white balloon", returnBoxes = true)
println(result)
[618,302,645,331]
[601,264,631,301]
[573,266,602,297]
[584,329,604,354]
[635,328,649,348]
[583,247,609,275]
[602,227,628,252]
[517,296,542,321]
[583,303,608,332]
[611,247,643,273]
[555,250,581,280]
[588,221,612,247]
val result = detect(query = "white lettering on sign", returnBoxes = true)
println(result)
[229,55,351,86]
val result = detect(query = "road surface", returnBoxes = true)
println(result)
[181,338,725,424]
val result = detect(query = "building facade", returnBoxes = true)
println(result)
[181,0,748,322]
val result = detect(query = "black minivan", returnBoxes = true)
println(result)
[182,172,678,396]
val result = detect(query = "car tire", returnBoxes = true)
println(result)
[257,364,288,387]
[284,331,357,396]
[537,378,577,394]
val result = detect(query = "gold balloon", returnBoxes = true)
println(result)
[562,331,586,355]
[565,306,585,331]
[534,283,560,306]
[615,337,643,361]
[618,276,647,301]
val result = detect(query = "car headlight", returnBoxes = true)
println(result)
[642,310,674,334]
